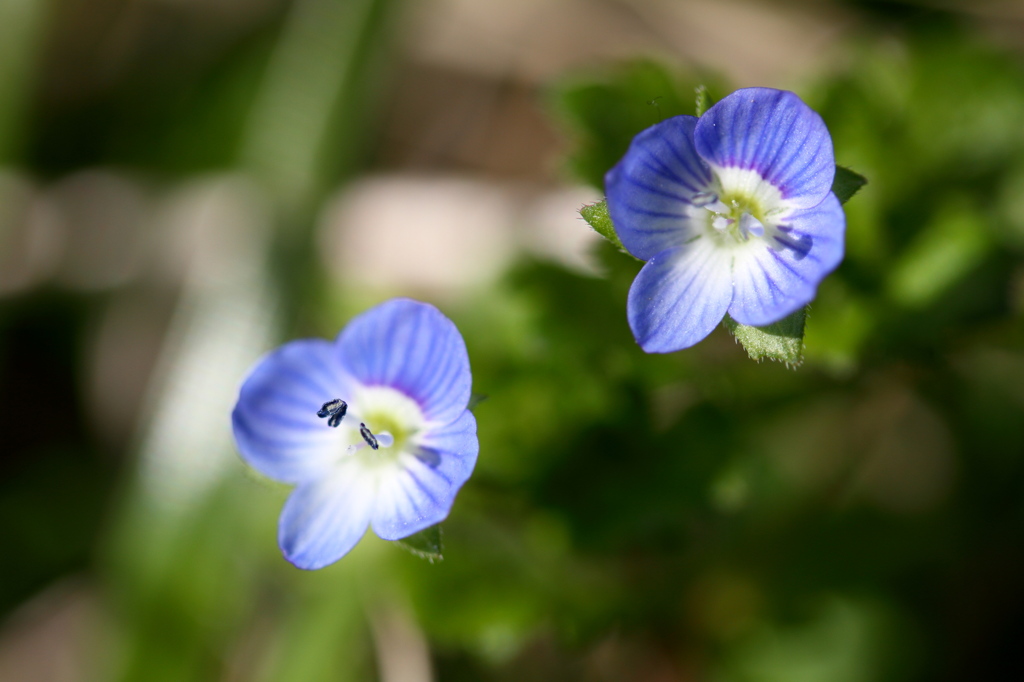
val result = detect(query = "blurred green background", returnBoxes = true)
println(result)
[2,0,1024,680]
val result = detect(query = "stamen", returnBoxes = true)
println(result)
[739,213,765,237]
[359,423,379,450]
[691,191,718,207]
[317,399,347,428]
[706,200,731,215]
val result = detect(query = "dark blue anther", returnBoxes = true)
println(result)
[317,399,347,427]
[359,423,379,450]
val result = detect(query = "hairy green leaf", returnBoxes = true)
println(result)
[580,200,639,259]
[724,308,806,367]
[396,525,443,562]
[695,84,714,117]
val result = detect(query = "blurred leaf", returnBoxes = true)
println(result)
[396,525,443,562]
[468,393,489,411]
[579,200,636,259]
[717,597,900,682]
[724,308,806,367]
[801,281,873,374]
[887,198,991,307]
[0,0,46,162]
[696,84,715,117]
[832,166,867,205]
[241,0,395,208]
[552,60,695,188]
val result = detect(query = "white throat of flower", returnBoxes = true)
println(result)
[327,385,426,468]
[691,166,787,247]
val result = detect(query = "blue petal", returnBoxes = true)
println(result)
[695,88,834,209]
[605,116,715,260]
[728,192,845,326]
[336,299,472,424]
[232,340,356,484]
[371,410,478,540]
[278,460,375,570]
[627,236,733,353]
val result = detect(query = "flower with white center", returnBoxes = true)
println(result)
[231,298,478,569]
[605,87,845,353]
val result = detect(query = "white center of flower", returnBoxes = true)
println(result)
[333,385,426,468]
[700,196,766,242]
[693,166,787,247]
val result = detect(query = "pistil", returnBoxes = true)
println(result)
[701,194,768,243]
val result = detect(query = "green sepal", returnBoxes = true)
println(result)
[580,200,639,260]
[467,392,488,411]
[832,166,867,205]
[695,84,714,117]
[724,308,806,367]
[395,524,443,563]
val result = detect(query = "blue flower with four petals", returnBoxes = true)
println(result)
[232,298,478,569]
[605,87,846,353]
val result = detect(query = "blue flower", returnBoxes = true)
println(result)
[232,298,478,569]
[605,87,845,353]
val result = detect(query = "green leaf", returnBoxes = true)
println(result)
[467,392,489,411]
[723,308,806,367]
[832,166,867,205]
[695,84,714,117]
[887,197,990,307]
[580,200,639,259]
[395,525,443,562]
